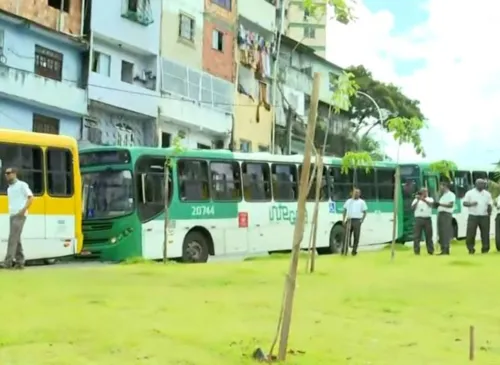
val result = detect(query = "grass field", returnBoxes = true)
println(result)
[1,244,500,364]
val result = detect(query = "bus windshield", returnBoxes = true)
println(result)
[82,170,134,219]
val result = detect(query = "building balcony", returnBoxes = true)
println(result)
[0,65,87,116]
[279,66,313,95]
[238,0,276,32]
[88,73,159,118]
[160,58,233,135]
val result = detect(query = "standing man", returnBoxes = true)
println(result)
[463,179,492,254]
[342,188,368,256]
[1,167,33,269]
[411,188,434,255]
[436,181,455,255]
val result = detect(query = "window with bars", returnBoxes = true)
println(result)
[34,45,63,81]
[33,114,60,134]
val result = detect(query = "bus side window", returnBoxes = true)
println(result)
[135,156,170,222]
[356,167,375,200]
[242,162,271,201]
[47,148,73,197]
[177,159,210,201]
[271,163,298,201]
[453,170,471,198]
[331,166,352,200]
[298,164,328,202]
[0,143,43,195]
[209,161,242,201]
[472,171,487,185]
[376,168,395,200]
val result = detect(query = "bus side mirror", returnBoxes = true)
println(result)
[141,173,147,203]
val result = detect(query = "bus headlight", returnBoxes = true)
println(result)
[110,237,117,244]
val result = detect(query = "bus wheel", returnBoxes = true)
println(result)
[329,224,344,254]
[182,231,209,263]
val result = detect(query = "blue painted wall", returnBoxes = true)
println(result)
[0,17,86,137]
[0,98,81,137]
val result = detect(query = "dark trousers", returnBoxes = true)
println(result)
[344,218,362,254]
[466,215,490,253]
[437,212,453,254]
[495,215,500,251]
[413,217,433,254]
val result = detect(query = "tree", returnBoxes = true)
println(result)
[346,65,426,138]
[386,117,426,261]
[429,160,458,181]
[163,135,185,263]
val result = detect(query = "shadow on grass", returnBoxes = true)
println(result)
[382,244,411,252]
[244,252,310,262]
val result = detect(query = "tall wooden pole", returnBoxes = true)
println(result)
[277,72,321,361]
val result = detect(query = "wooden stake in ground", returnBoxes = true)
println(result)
[306,153,323,274]
[469,325,475,361]
[276,72,321,361]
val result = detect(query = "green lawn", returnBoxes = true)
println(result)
[1,245,500,364]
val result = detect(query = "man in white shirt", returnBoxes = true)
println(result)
[411,188,434,255]
[342,188,368,256]
[436,181,456,255]
[1,167,33,269]
[463,179,492,254]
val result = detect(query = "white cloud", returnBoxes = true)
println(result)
[326,0,500,166]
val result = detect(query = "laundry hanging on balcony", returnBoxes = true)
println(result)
[237,25,273,79]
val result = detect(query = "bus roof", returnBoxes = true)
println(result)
[79,146,398,169]
[0,129,78,149]
[400,161,497,173]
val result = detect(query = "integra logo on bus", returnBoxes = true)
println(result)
[269,204,308,225]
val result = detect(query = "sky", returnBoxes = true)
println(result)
[326,0,500,168]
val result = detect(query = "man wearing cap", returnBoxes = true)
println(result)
[436,181,455,255]
[463,179,492,254]
[411,188,434,255]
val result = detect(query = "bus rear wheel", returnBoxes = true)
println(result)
[182,231,209,263]
[318,224,344,255]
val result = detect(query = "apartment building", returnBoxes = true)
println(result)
[81,0,161,147]
[277,0,326,56]
[157,0,233,150]
[0,1,87,137]
[233,0,276,152]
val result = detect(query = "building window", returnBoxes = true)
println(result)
[161,132,171,148]
[328,72,338,91]
[212,30,224,52]
[48,0,70,12]
[240,140,252,152]
[304,26,315,38]
[303,9,310,20]
[211,0,231,11]
[34,45,63,81]
[258,145,269,152]
[91,51,111,76]
[33,114,60,134]
[179,14,195,42]
[197,143,210,150]
[121,60,134,83]
[123,0,154,26]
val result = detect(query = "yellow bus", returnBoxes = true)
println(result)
[0,129,82,264]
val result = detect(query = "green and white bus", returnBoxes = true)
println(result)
[398,163,497,243]
[79,146,408,262]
